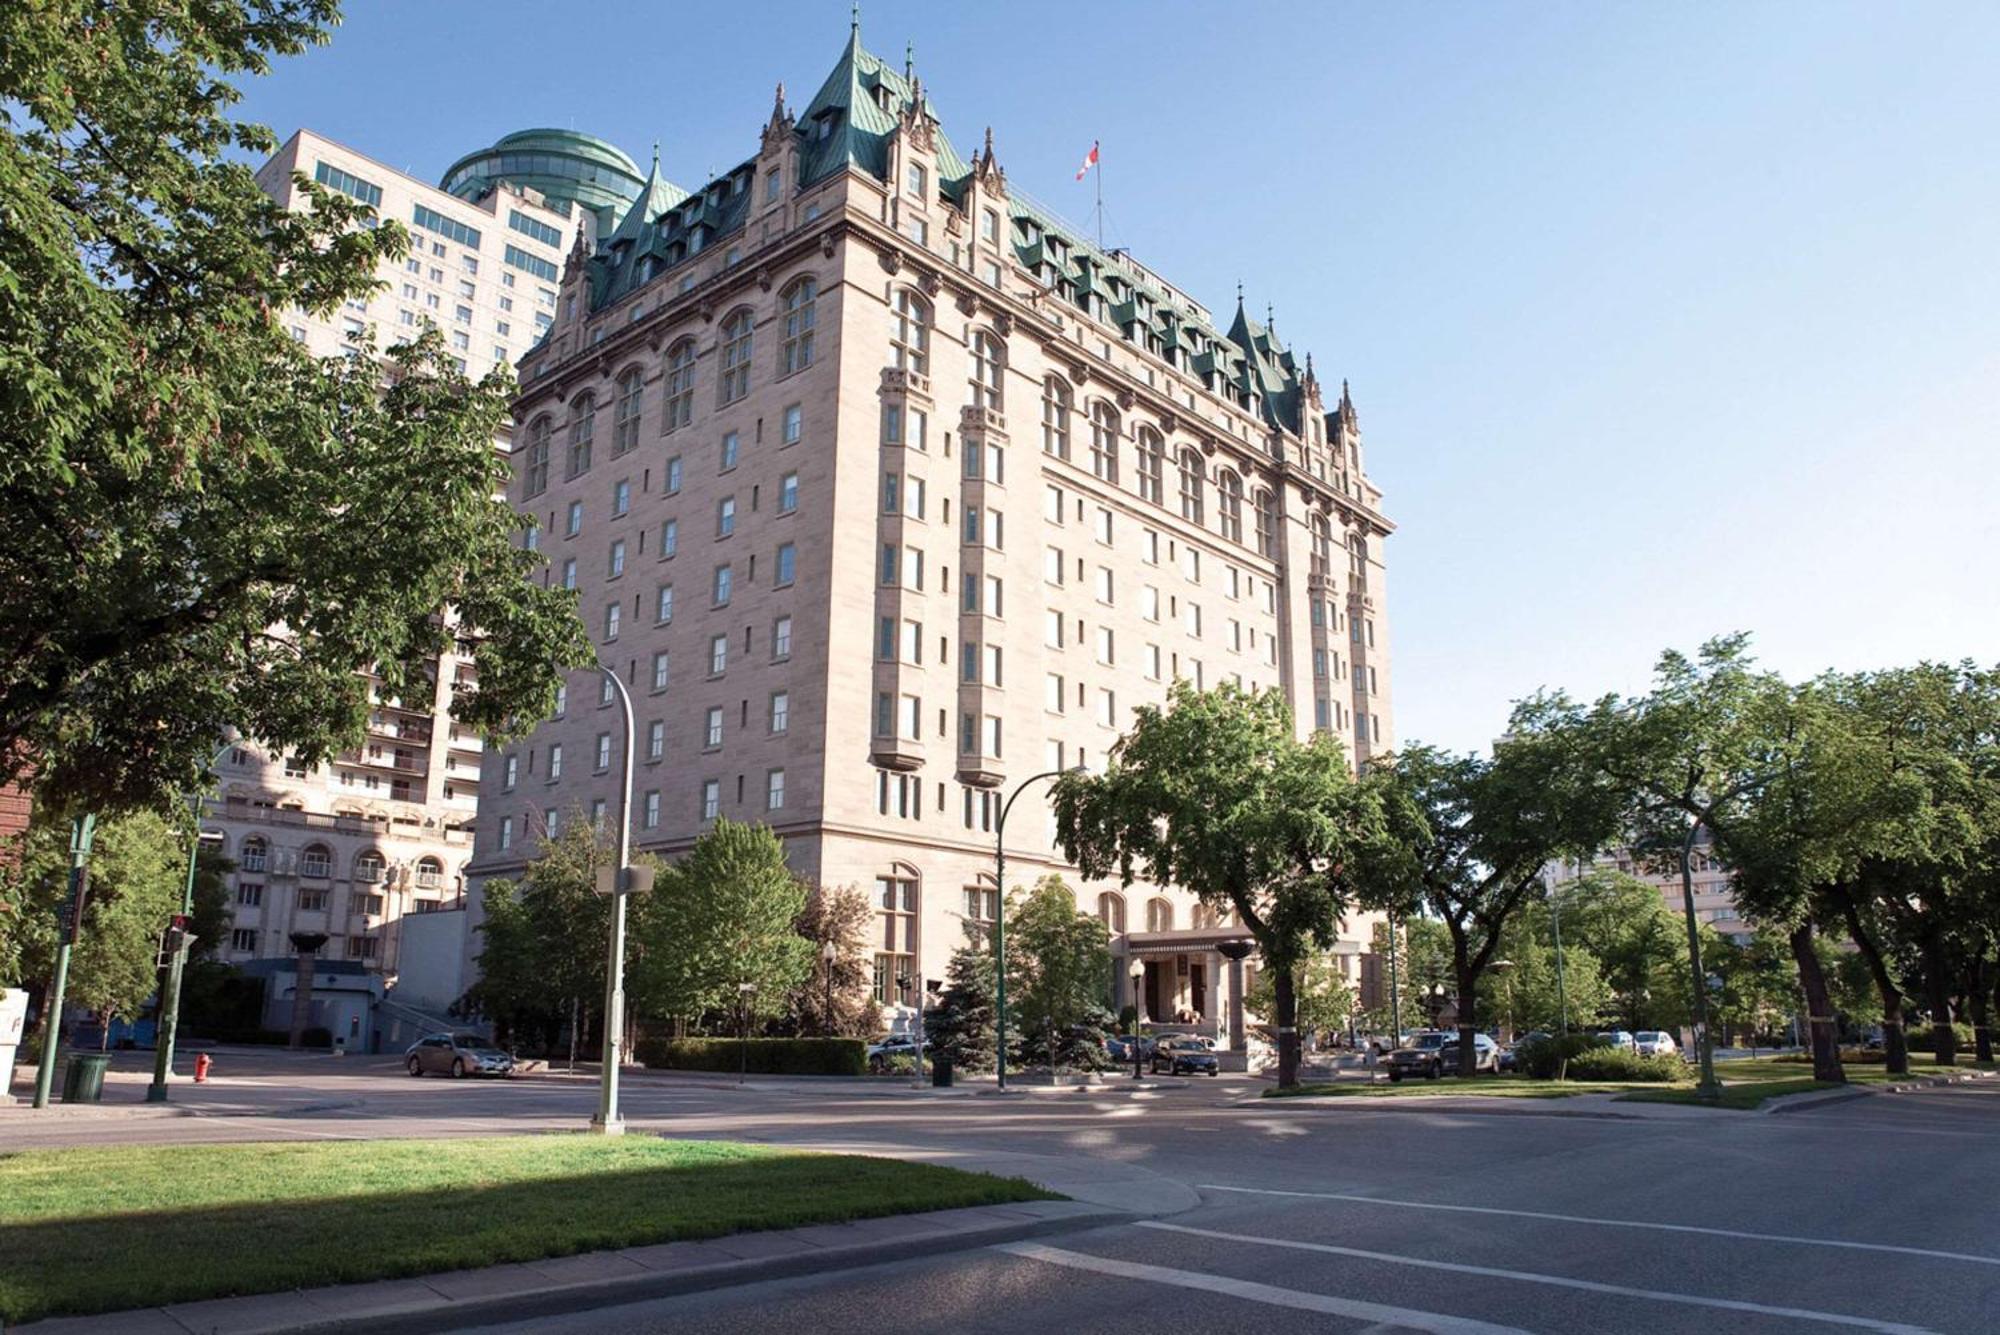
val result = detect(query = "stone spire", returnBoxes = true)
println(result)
[1336,378,1359,432]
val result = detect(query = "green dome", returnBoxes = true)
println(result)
[441,129,645,222]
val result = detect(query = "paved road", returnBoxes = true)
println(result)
[7,1052,1998,1332]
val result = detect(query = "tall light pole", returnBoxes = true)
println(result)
[32,813,97,1109]
[1127,957,1146,1079]
[149,738,236,1103]
[591,662,637,1135]
[820,939,837,1036]
[992,766,1083,1093]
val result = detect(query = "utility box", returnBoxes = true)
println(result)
[0,989,28,1103]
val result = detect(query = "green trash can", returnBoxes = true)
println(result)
[62,1052,111,1103]
[932,1056,953,1088]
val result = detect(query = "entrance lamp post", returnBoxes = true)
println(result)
[820,939,838,1037]
[991,765,1086,1093]
[149,737,236,1103]
[1128,958,1146,1079]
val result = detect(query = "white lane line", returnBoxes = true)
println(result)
[994,1241,1529,1334]
[1198,1184,2000,1268]
[1138,1221,1938,1335]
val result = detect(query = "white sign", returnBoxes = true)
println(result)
[0,988,29,1102]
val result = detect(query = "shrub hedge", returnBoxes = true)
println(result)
[634,1036,866,1076]
[1513,1033,1609,1080]
[1562,1046,1686,1082]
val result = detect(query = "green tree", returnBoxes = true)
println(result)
[1365,710,1622,1075]
[1495,893,1614,1035]
[928,925,1003,1074]
[784,884,881,1038]
[465,814,615,1063]
[1,810,182,1043]
[0,1,589,814]
[1710,928,1799,1052]
[1052,682,1394,1088]
[1247,951,1354,1044]
[1009,875,1114,1073]
[630,820,811,1034]
[1579,635,1796,1091]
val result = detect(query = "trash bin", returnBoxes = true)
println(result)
[932,1056,953,1088]
[62,1052,111,1104]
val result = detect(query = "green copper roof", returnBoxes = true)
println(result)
[441,128,647,223]
[796,26,971,192]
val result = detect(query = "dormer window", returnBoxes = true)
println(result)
[906,162,927,199]
[874,84,892,113]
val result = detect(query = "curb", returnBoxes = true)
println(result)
[11,1202,1127,1335]
[1768,1067,1996,1115]
[1236,1095,1645,1120]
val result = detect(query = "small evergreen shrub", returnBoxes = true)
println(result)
[634,1037,866,1076]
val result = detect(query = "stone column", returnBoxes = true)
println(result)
[287,932,328,1049]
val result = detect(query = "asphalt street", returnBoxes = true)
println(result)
[5,1051,1998,1333]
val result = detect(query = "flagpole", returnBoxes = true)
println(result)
[1094,141,1104,250]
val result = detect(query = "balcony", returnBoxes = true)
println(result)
[960,404,1007,438]
[879,366,932,400]
[213,797,471,845]
[869,736,925,772]
[956,754,1005,788]
[366,715,432,744]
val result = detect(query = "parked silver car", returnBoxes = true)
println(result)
[406,1032,513,1078]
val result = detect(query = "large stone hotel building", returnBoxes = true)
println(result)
[467,28,1399,1037]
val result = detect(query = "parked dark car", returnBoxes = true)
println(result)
[406,1032,513,1078]
[1498,1031,1551,1072]
[1384,1030,1499,1080]
[1106,1034,1158,1063]
[1150,1036,1220,1077]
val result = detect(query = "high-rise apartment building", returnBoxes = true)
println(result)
[467,28,1398,1040]
[1547,833,1753,944]
[205,130,636,978]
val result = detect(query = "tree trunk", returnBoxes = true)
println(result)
[1919,929,1956,1067]
[1787,923,1844,1084]
[1839,890,1909,1075]
[1274,966,1300,1089]
[1968,956,1993,1065]
[567,996,579,1072]
[1456,966,1480,1078]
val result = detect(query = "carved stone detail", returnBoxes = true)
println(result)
[880,247,904,275]
[820,230,837,259]
[920,270,943,297]
[756,266,774,292]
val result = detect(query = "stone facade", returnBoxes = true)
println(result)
[466,29,1399,1036]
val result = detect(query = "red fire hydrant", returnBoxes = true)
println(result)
[193,1052,212,1083]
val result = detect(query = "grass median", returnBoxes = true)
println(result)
[1263,1076,1650,1099]
[1617,1055,1981,1110]
[0,1135,1059,1324]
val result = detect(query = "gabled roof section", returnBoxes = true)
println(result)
[1226,299,1303,434]
[796,25,971,191]
[605,146,689,248]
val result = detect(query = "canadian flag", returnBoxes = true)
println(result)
[1074,141,1099,181]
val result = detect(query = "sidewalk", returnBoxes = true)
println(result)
[14,1199,1126,1335]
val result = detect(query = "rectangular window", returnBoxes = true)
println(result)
[779,471,799,513]
[604,601,621,639]
[548,743,564,779]
[566,500,584,536]
[902,547,925,589]
[608,539,626,577]
[595,732,612,771]
[643,790,661,829]
[705,706,724,748]
[1146,643,1163,680]
[1095,565,1114,604]
[770,691,790,733]
[782,404,803,445]
[767,769,786,811]
[1044,547,1065,585]
[717,495,737,537]
[1045,609,1065,648]
[665,455,683,494]
[503,754,518,790]
[1098,690,1117,728]
[720,431,740,471]
[1046,674,1066,713]
[651,650,670,691]
[660,518,679,558]
[712,564,733,606]
[412,203,481,248]
[504,244,560,281]
[1096,626,1115,665]
[613,479,631,516]
[702,779,721,820]
[647,720,665,760]
[775,541,796,586]
[508,208,564,248]
[656,584,674,623]
[313,160,381,208]
[709,634,728,675]
[772,615,793,659]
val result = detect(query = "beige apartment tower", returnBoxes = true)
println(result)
[468,28,1399,1041]
[207,130,624,986]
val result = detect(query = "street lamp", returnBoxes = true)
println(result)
[820,939,837,1037]
[992,765,1086,1093]
[149,737,237,1103]
[591,662,637,1136]
[737,982,758,1085]
[1128,958,1146,1079]
[31,813,98,1109]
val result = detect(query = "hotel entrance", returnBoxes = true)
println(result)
[1122,927,1257,1052]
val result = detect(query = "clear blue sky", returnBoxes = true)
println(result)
[237,1,2000,754]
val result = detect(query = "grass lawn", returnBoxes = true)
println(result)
[0,1135,1058,1324]
[1264,1076,1654,1099]
[1617,1055,1984,1111]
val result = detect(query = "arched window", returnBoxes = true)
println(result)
[1349,530,1368,575]
[1177,449,1205,526]
[415,856,444,890]
[1041,377,1071,459]
[1097,892,1126,933]
[354,850,385,884]
[1217,470,1243,544]
[1191,904,1220,930]
[1310,515,1332,577]
[239,836,268,873]
[1089,401,1120,484]
[1135,429,1164,505]
[523,417,551,497]
[664,340,696,430]
[612,370,643,456]
[1146,897,1174,932]
[1254,488,1277,558]
[873,865,921,1005]
[962,874,999,938]
[969,329,1004,412]
[718,309,753,404]
[566,394,595,478]
[891,290,929,376]
[300,843,333,879]
[781,278,816,373]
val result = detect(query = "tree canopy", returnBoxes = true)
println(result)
[0,1,588,813]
